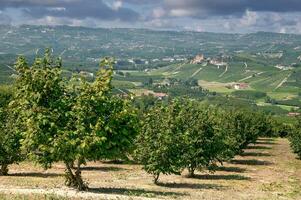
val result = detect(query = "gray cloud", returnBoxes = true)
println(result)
[0,0,77,7]
[0,0,140,22]
[0,12,11,25]
[0,0,300,33]
[163,0,301,18]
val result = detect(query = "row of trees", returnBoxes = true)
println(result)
[0,50,294,190]
[289,117,301,159]
[134,98,277,183]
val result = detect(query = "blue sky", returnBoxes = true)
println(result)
[0,0,301,33]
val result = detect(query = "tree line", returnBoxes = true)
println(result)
[134,98,282,183]
[0,50,299,191]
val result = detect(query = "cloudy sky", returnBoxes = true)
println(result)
[0,0,301,33]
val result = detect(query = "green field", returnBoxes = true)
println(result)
[122,62,300,98]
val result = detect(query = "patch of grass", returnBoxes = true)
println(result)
[0,193,69,200]
[88,187,186,198]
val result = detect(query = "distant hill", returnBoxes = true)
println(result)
[146,62,301,94]
[0,25,301,86]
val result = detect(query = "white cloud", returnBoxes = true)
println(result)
[279,27,287,33]
[169,9,195,17]
[240,10,258,27]
[152,7,165,18]
[112,1,123,11]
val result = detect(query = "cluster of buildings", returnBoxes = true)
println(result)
[126,56,187,65]
[190,54,227,67]
[190,54,205,64]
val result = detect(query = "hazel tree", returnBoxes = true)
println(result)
[178,100,237,177]
[13,50,138,190]
[62,59,138,189]
[135,100,183,184]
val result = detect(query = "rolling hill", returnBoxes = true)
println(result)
[0,25,300,106]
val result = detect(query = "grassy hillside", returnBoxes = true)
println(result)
[144,62,301,95]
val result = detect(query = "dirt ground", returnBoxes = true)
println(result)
[0,138,301,200]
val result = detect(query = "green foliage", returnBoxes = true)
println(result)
[0,86,12,107]
[0,86,23,175]
[152,84,207,98]
[135,98,277,183]
[134,100,183,184]
[259,105,288,115]
[272,121,293,138]
[12,49,65,169]
[231,90,267,100]
[276,99,301,107]
[227,110,272,150]
[132,94,159,114]
[151,78,208,98]
[12,50,138,190]
[178,101,237,177]
[289,117,301,159]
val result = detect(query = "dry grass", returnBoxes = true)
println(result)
[1,138,301,200]
[198,80,234,93]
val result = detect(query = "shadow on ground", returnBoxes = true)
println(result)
[241,152,272,157]
[157,182,227,190]
[81,166,125,172]
[214,166,247,173]
[255,141,277,145]
[192,174,250,181]
[89,187,186,197]
[245,146,272,150]
[9,172,62,178]
[257,138,275,141]
[230,159,273,166]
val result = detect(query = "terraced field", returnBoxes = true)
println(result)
[137,62,301,99]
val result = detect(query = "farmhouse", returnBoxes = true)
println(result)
[210,59,227,67]
[287,112,301,117]
[233,83,249,90]
[153,92,168,100]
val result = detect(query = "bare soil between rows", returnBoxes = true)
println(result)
[1,138,301,200]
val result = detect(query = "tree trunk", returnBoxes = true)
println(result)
[188,167,195,178]
[0,164,8,176]
[74,160,87,191]
[153,173,160,185]
[64,161,88,191]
